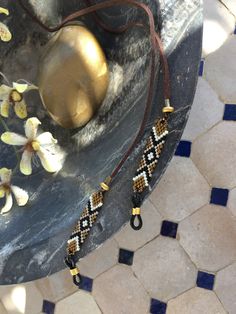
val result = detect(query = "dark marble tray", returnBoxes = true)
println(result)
[0,0,202,284]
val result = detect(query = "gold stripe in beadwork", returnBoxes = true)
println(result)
[132,207,141,215]
[70,268,80,276]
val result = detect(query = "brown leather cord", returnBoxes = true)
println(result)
[82,1,170,178]
[83,0,170,99]
[18,0,171,180]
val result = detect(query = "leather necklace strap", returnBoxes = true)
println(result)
[18,0,174,286]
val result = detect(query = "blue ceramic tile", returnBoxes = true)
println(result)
[223,104,236,121]
[160,220,178,239]
[175,140,191,157]
[210,187,229,206]
[150,298,167,314]
[198,59,204,76]
[42,300,55,314]
[196,271,215,290]
[80,275,93,292]
[118,248,134,266]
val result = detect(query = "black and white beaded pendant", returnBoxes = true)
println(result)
[133,117,168,193]
[130,117,169,230]
[67,191,104,256]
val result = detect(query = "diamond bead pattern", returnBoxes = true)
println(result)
[133,118,168,193]
[67,191,104,255]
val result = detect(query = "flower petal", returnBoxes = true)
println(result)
[26,84,38,91]
[11,185,29,206]
[0,99,9,117]
[0,167,12,183]
[37,146,63,173]
[20,150,32,175]
[0,7,9,15]
[0,84,11,99]
[25,117,41,139]
[1,192,13,214]
[1,132,27,145]
[36,132,58,145]
[14,99,27,119]
[0,22,12,42]
[0,186,5,198]
[12,83,28,94]
[13,82,38,93]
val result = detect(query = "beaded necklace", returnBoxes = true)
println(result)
[19,0,174,287]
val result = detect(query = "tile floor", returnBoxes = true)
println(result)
[1,1,236,313]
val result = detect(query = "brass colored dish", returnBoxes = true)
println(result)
[38,24,109,129]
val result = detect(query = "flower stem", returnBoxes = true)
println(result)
[0,72,10,85]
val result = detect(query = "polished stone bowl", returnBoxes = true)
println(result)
[0,0,202,284]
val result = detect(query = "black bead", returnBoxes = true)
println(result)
[132,192,143,207]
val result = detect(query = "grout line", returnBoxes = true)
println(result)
[190,155,213,188]
[213,288,229,314]
[218,0,236,19]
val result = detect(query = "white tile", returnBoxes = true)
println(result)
[132,237,197,301]
[179,204,236,271]
[92,265,150,314]
[204,36,236,102]
[55,290,101,314]
[150,157,210,221]
[221,0,236,17]
[167,287,227,314]
[0,282,43,314]
[0,301,7,314]
[227,188,236,217]
[183,77,224,141]
[192,121,236,188]
[203,0,235,56]
[79,238,119,279]
[35,268,77,302]
[215,262,236,314]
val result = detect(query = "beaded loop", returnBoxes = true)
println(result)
[130,213,143,230]
[64,256,81,287]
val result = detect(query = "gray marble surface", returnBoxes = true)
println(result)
[0,0,202,284]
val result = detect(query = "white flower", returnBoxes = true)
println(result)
[1,117,63,175]
[0,82,37,119]
[0,7,12,42]
[0,168,29,214]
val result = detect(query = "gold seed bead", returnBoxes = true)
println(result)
[162,106,174,113]
[100,182,109,191]
[70,267,80,276]
[132,207,141,215]
[162,98,174,113]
